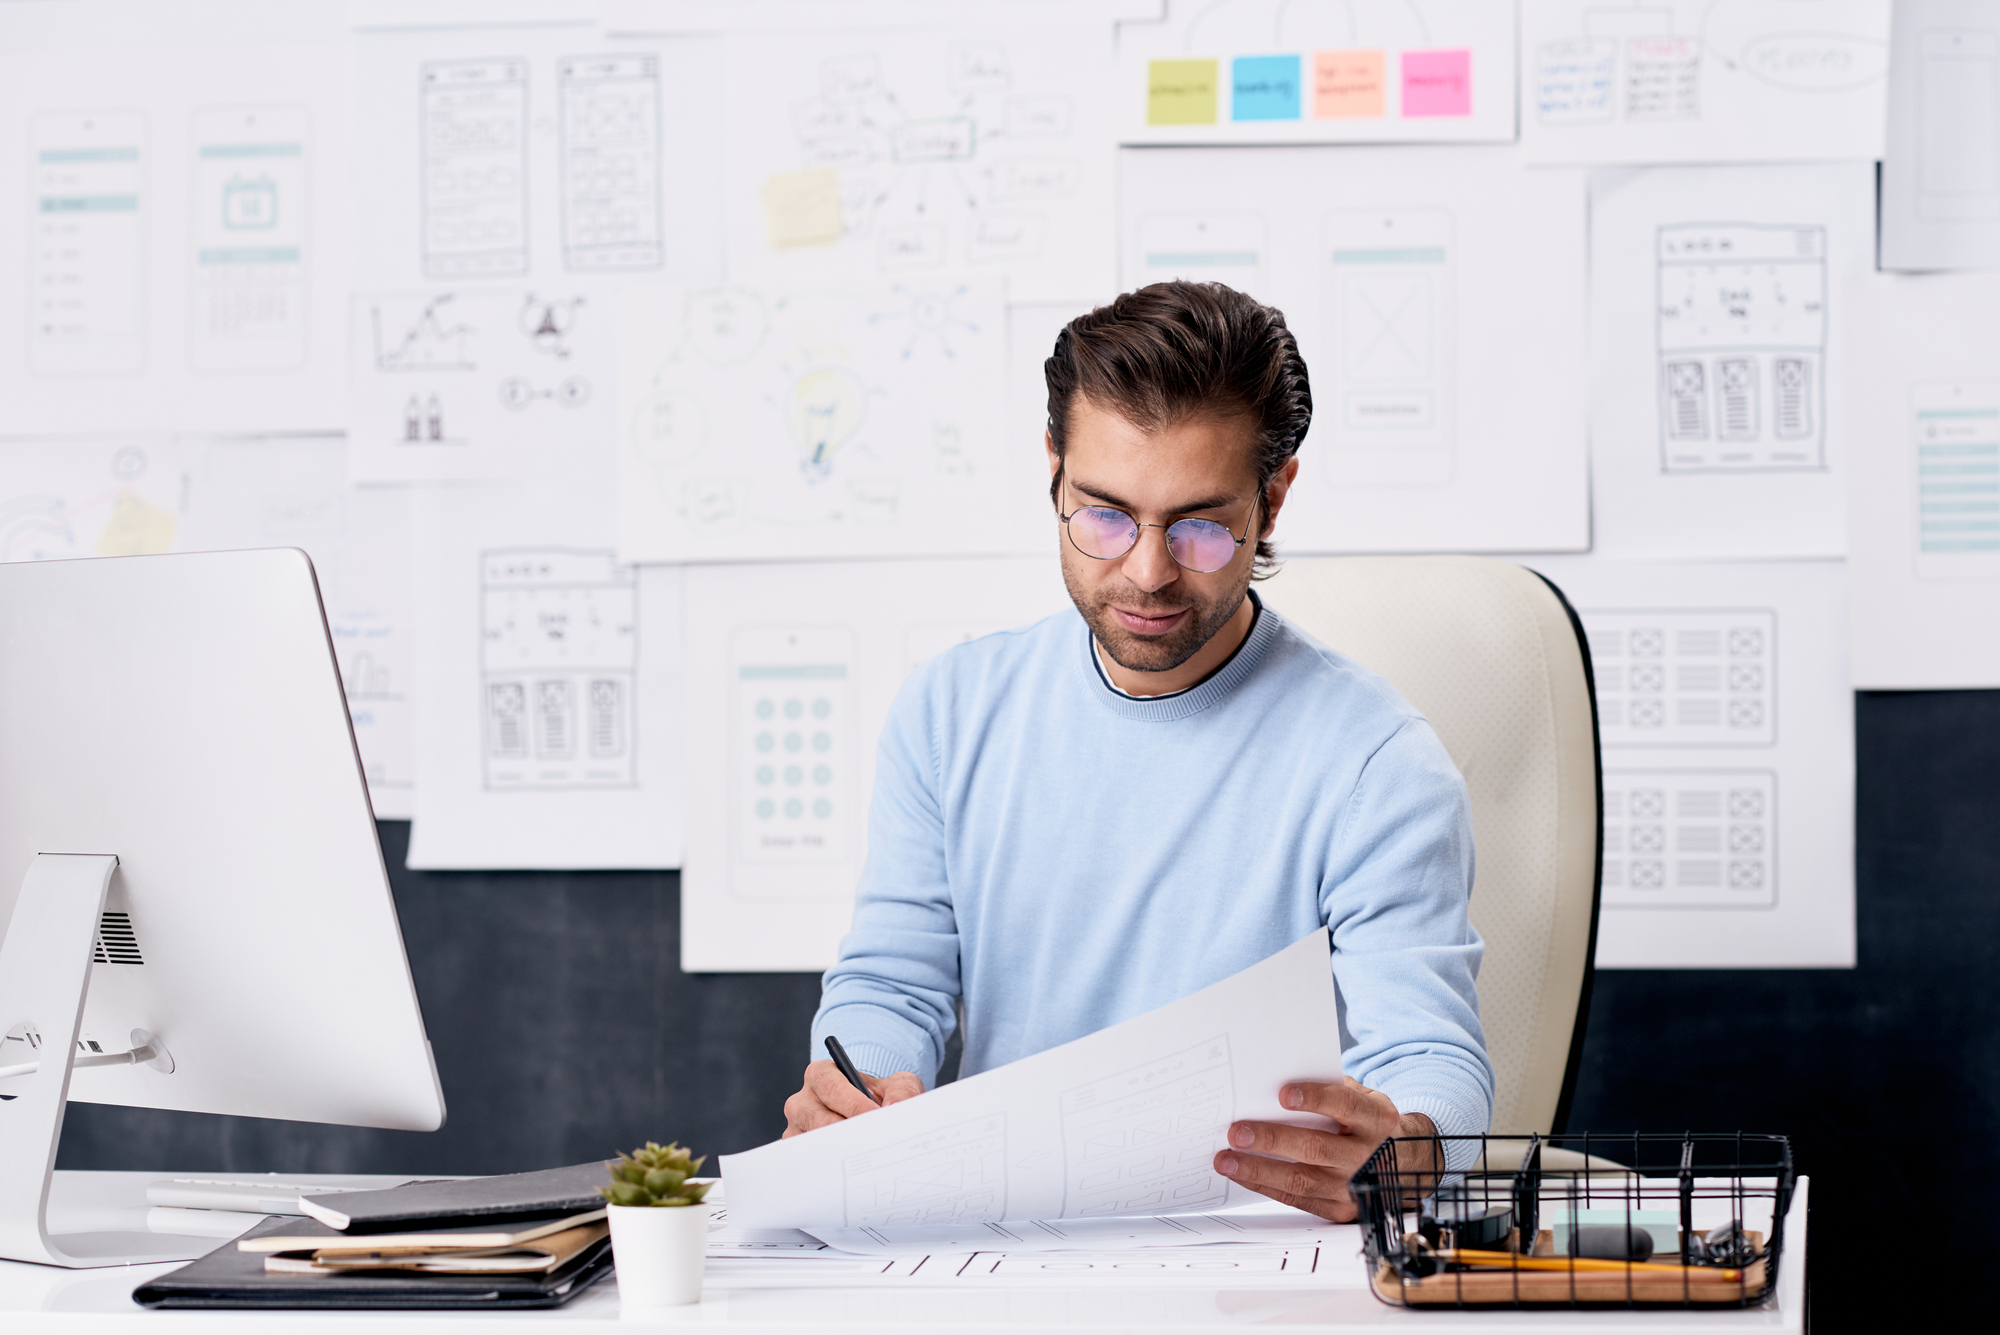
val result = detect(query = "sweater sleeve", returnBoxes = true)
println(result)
[809,662,960,1087]
[1322,717,1494,1165]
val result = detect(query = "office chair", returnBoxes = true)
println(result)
[1260,556,1602,1134]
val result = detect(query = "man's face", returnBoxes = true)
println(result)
[1048,397,1268,675]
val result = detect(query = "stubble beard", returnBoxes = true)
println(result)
[1062,558,1252,675]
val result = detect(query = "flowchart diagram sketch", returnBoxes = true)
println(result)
[189,105,311,371]
[1323,208,1454,487]
[559,54,663,272]
[1060,1038,1232,1218]
[843,1114,1008,1227]
[420,58,530,280]
[731,625,852,873]
[1911,380,2000,580]
[1656,224,1827,473]
[1582,608,1777,748]
[1522,0,1891,164]
[479,547,637,791]
[30,110,148,375]
[1602,769,1778,910]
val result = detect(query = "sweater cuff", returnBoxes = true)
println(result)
[1370,1072,1491,1175]
[837,1041,930,1088]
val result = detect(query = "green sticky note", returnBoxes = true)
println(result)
[1148,59,1219,125]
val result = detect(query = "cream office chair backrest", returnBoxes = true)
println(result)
[1259,556,1601,1135]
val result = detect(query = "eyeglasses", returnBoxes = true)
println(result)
[1057,485,1256,574]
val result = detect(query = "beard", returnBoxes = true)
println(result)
[1062,560,1252,676]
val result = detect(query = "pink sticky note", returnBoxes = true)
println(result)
[1401,49,1471,117]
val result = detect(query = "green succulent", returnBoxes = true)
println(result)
[599,1141,711,1208]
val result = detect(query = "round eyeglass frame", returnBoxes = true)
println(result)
[1056,486,1258,575]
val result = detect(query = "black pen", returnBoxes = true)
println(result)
[823,1035,882,1106]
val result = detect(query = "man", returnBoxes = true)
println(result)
[782,282,1490,1221]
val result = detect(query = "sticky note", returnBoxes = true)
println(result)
[760,169,844,249]
[1314,50,1385,118]
[1401,49,1472,117]
[1148,59,1219,125]
[1231,54,1301,121]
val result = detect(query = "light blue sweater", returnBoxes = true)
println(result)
[811,594,1494,1142]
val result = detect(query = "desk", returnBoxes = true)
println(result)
[1,1172,1807,1333]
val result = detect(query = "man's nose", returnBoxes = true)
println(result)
[1118,525,1180,594]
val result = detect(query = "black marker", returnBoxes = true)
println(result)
[823,1035,882,1106]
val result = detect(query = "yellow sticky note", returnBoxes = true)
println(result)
[760,169,844,249]
[1148,59,1218,125]
[96,494,176,557]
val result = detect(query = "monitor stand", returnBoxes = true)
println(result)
[0,854,210,1268]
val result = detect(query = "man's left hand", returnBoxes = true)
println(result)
[1213,1076,1438,1222]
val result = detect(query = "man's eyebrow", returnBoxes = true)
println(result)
[1068,478,1242,516]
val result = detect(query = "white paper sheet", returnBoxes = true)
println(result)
[0,435,417,819]
[597,1,1165,34]
[1880,1,2000,272]
[1520,0,1890,165]
[1118,145,1588,555]
[720,929,1343,1228]
[617,277,1050,564]
[0,3,351,434]
[678,556,1072,971]
[1115,0,1517,146]
[719,25,1117,302]
[1523,555,1854,969]
[804,1200,1354,1255]
[349,23,723,291]
[404,481,685,869]
[177,438,418,820]
[1842,273,2000,688]
[1587,164,1873,560]
[700,1244,1346,1288]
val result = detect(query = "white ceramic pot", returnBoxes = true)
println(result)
[606,1203,707,1307]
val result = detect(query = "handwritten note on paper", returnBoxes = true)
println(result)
[719,930,1342,1229]
[1147,59,1218,125]
[1401,49,1473,117]
[1313,50,1386,119]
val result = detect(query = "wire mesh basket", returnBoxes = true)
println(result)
[1352,1132,1794,1309]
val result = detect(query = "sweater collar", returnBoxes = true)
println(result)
[1079,590,1279,722]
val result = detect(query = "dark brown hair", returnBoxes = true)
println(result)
[1044,281,1312,574]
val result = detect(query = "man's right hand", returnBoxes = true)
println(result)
[782,1060,925,1137]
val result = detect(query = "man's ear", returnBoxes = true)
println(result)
[1261,456,1301,534]
[1045,429,1060,477]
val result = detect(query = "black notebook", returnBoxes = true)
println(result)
[299,1161,611,1233]
[133,1216,613,1310]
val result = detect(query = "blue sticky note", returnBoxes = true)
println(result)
[1232,55,1302,121]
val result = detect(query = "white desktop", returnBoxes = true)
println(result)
[0,549,444,1268]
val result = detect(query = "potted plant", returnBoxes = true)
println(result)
[600,1142,712,1307]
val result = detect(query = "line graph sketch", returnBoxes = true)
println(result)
[617,277,1027,562]
[478,547,637,792]
[726,28,1114,300]
[1602,768,1778,909]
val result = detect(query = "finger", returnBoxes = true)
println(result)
[1213,1151,1356,1222]
[1225,1119,1370,1172]
[871,1072,925,1105]
[1229,1176,1359,1223]
[807,1060,882,1118]
[1279,1080,1394,1135]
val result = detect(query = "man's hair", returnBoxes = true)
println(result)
[1044,281,1312,575]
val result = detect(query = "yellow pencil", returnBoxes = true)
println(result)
[1434,1249,1743,1282]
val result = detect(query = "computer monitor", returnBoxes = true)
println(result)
[0,549,444,1268]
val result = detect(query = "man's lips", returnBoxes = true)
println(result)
[1110,604,1192,636]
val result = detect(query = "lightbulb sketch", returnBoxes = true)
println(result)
[788,368,868,480]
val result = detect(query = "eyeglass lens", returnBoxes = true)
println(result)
[1066,505,1241,574]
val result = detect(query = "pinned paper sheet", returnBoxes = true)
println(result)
[761,169,844,248]
[719,929,1342,1228]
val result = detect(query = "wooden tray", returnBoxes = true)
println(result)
[1373,1231,1769,1308]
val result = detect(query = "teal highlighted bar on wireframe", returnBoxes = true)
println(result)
[38,146,138,163]
[198,142,303,158]
[1145,251,1259,267]
[39,195,139,212]
[1331,247,1446,264]
[198,247,302,264]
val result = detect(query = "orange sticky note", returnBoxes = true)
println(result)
[1314,50,1385,119]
